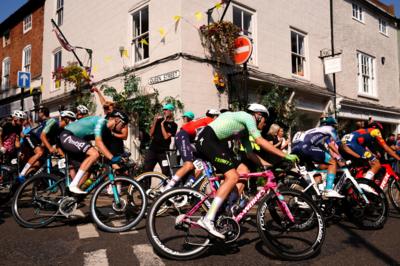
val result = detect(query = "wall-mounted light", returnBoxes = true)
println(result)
[119,46,125,57]
[381,56,385,65]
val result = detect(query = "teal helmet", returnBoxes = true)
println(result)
[182,111,195,120]
[320,116,337,126]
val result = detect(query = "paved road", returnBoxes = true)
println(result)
[1,203,400,266]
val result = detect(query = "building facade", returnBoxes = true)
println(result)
[0,0,45,118]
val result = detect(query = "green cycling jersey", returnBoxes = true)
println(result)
[65,116,106,139]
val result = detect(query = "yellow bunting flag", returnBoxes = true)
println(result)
[122,49,129,58]
[92,65,98,73]
[215,2,222,9]
[140,38,149,46]
[40,84,44,92]
[29,87,33,94]
[82,69,89,79]
[104,56,112,63]
[173,15,182,22]
[195,11,203,21]
[158,27,166,37]
[55,80,61,89]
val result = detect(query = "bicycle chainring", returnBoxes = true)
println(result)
[216,216,241,243]
[58,197,78,218]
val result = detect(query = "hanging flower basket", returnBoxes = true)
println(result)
[52,63,91,92]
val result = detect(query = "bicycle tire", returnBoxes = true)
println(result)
[146,187,211,260]
[0,165,18,204]
[134,171,168,202]
[388,177,400,213]
[343,179,388,229]
[91,177,147,232]
[256,188,326,260]
[12,173,65,228]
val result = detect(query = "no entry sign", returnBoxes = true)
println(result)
[234,35,253,65]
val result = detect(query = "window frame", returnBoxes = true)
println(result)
[2,57,11,91]
[131,5,149,64]
[23,14,32,33]
[232,4,257,65]
[56,0,64,26]
[2,30,10,47]
[379,18,388,36]
[357,51,376,97]
[52,49,62,90]
[352,3,364,23]
[22,45,32,73]
[290,29,307,78]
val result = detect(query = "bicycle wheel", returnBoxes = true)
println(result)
[134,172,168,205]
[256,188,325,261]
[388,177,400,213]
[0,165,18,204]
[12,174,65,228]
[344,179,388,229]
[91,177,147,232]
[146,188,211,260]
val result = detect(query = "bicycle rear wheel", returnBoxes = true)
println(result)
[0,165,18,204]
[135,172,168,205]
[256,188,325,260]
[12,174,65,228]
[388,177,400,213]
[91,177,147,232]
[146,188,211,260]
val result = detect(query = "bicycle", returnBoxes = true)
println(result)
[12,154,147,232]
[284,161,388,229]
[0,154,19,204]
[146,160,326,261]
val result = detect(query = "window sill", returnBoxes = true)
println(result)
[133,58,150,67]
[291,74,309,82]
[23,28,32,34]
[352,17,365,24]
[379,31,389,38]
[358,93,379,101]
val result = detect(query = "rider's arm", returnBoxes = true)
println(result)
[41,119,57,153]
[95,137,113,160]
[341,143,361,158]
[113,125,128,140]
[14,135,20,149]
[371,129,400,160]
[254,137,287,158]
[247,152,272,167]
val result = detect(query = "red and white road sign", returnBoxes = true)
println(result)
[234,35,253,65]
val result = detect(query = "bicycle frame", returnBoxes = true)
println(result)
[354,163,399,191]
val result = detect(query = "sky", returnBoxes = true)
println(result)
[0,0,399,24]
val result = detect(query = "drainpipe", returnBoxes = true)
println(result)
[330,0,337,118]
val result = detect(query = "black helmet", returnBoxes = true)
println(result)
[109,110,129,124]
[368,121,383,131]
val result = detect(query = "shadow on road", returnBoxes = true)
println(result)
[337,223,399,264]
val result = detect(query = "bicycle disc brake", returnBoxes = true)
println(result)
[216,216,241,243]
[112,198,127,212]
[59,197,78,218]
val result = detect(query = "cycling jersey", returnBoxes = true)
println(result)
[181,116,213,139]
[342,128,384,159]
[42,118,62,145]
[208,111,261,153]
[65,116,107,140]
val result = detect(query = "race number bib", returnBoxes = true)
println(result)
[292,131,305,143]
[193,159,204,171]
[58,158,66,169]
[341,134,354,143]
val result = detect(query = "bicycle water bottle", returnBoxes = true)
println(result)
[81,177,94,190]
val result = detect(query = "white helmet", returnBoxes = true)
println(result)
[76,105,89,114]
[60,110,76,120]
[247,103,269,116]
[12,110,27,119]
[206,109,220,117]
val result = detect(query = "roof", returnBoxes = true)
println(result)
[363,0,397,19]
[0,0,45,33]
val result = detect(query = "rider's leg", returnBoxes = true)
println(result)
[19,146,44,180]
[164,161,194,190]
[69,147,99,193]
[236,163,250,195]
[325,157,337,190]
[366,158,381,180]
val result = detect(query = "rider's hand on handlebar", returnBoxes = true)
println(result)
[111,155,122,164]
[337,158,346,167]
[284,154,299,163]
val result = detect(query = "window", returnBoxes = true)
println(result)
[56,0,64,26]
[23,14,32,33]
[291,30,306,77]
[22,45,32,72]
[131,6,149,63]
[233,5,256,64]
[2,58,11,90]
[379,19,387,35]
[53,50,62,89]
[357,52,375,96]
[2,30,10,47]
[352,3,363,22]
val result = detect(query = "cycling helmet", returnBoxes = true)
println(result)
[247,103,269,117]
[60,110,76,120]
[109,110,129,124]
[76,105,89,115]
[320,116,337,126]
[368,121,383,131]
[206,109,220,117]
[12,110,26,119]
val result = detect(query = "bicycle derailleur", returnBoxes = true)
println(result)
[58,197,78,218]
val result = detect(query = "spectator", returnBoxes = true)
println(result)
[277,127,290,152]
[265,124,281,148]
[0,110,25,163]
[92,87,115,117]
[143,103,178,176]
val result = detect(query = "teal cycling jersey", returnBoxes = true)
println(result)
[65,116,107,139]
[209,111,261,152]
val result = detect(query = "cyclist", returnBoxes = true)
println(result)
[60,110,128,194]
[0,110,25,162]
[342,120,400,181]
[292,116,345,198]
[18,107,51,181]
[162,109,220,191]
[76,105,89,119]
[195,104,298,239]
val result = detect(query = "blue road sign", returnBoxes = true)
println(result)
[17,71,31,88]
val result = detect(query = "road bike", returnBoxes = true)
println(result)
[146,160,326,261]
[12,154,147,232]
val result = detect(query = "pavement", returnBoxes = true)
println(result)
[0,202,400,266]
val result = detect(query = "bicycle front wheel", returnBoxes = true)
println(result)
[12,174,65,228]
[146,188,211,260]
[388,177,400,213]
[135,172,168,205]
[256,188,325,260]
[91,177,147,232]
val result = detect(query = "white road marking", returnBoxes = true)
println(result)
[77,223,100,239]
[84,249,109,266]
[119,229,139,235]
[72,209,86,218]
[132,244,165,266]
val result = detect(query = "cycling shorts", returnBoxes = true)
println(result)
[346,142,375,160]
[195,126,239,174]
[292,142,331,164]
[59,130,92,155]
[24,134,42,150]
[175,130,195,162]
